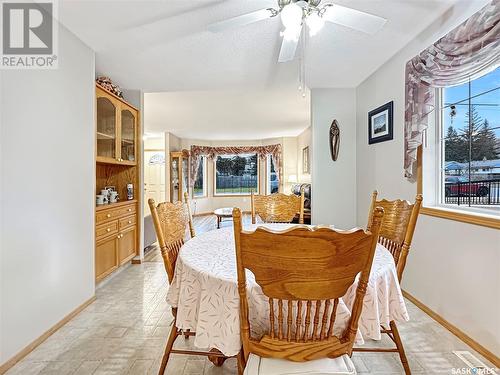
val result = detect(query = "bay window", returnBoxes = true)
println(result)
[214,154,259,195]
[193,156,207,198]
[266,155,279,194]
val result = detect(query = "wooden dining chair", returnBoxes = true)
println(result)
[149,191,201,375]
[354,190,423,375]
[233,206,385,375]
[251,188,305,224]
[366,191,423,283]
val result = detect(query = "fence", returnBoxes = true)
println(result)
[444,179,500,206]
[215,175,258,194]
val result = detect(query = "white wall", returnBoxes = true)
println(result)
[355,1,499,355]
[311,89,357,229]
[0,24,95,364]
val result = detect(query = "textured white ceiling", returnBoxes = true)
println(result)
[59,0,470,138]
[144,89,311,140]
[60,0,460,91]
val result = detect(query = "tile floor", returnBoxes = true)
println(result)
[6,215,498,375]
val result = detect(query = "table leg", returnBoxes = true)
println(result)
[208,348,227,366]
[217,216,220,229]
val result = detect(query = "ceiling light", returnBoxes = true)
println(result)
[281,3,303,30]
[306,12,324,37]
[283,26,301,41]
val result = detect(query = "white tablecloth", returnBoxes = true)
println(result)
[166,224,409,357]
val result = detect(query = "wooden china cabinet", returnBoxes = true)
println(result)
[95,84,141,282]
[170,150,190,202]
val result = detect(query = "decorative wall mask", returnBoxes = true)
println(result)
[329,120,340,161]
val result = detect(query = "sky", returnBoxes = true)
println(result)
[443,66,500,138]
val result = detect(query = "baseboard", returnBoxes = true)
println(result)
[0,295,96,374]
[193,212,213,217]
[193,210,251,217]
[402,290,500,367]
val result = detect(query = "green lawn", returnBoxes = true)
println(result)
[215,187,257,194]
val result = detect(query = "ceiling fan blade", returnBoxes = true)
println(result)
[207,8,276,32]
[278,24,303,63]
[322,4,386,34]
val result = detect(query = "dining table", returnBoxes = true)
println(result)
[166,223,410,358]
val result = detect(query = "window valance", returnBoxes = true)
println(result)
[404,0,500,178]
[189,144,282,188]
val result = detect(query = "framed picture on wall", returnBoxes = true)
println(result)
[368,101,393,144]
[302,146,310,174]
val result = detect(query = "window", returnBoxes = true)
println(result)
[266,155,279,194]
[214,154,258,195]
[437,66,500,215]
[193,156,207,198]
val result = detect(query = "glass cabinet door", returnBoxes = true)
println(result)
[171,157,179,202]
[182,157,189,196]
[96,97,117,160]
[121,109,136,163]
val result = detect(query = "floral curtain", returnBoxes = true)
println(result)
[404,0,500,178]
[188,144,282,188]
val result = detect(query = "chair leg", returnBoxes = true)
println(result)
[158,322,179,375]
[237,350,245,375]
[390,320,411,375]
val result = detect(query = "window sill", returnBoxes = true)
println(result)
[420,205,500,229]
[213,194,255,197]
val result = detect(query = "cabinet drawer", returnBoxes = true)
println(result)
[96,203,136,224]
[119,214,136,230]
[96,221,118,241]
[115,204,136,218]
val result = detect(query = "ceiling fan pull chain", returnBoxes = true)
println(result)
[300,27,307,98]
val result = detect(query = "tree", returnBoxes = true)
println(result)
[455,105,499,161]
[231,156,247,176]
[461,105,483,159]
[444,126,466,162]
[216,157,232,176]
[250,154,258,175]
[474,119,498,160]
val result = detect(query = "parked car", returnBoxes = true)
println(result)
[444,176,489,197]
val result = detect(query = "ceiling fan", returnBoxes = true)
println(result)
[207,0,387,63]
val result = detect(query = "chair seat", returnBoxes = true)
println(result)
[243,353,357,375]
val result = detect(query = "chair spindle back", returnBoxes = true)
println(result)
[148,192,195,283]
[233,207,384,363]
[367,190,422,282]
[251,188,305,224]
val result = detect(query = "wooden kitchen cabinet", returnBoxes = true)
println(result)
[95,235,119,281]
[96,85,138,166]
[118,226,136,265]
[95,201,138,282]
[95,82,142,283]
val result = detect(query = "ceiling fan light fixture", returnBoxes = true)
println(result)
[280,2,303,29]
[283,26,301,41]
[306,11,324,37]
